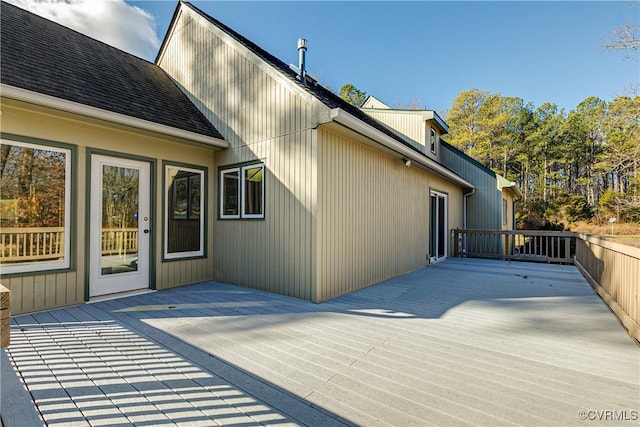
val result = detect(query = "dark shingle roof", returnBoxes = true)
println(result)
[441,139,497,178]
[177,1,425,155]
[0,1,223,140]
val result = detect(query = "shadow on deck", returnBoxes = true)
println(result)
[2,258,639,426]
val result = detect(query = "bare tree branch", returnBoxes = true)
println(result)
[603,22,640,59]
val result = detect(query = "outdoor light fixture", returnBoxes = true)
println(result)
[403,158,411,168]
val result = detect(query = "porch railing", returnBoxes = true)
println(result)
[0,227,138,263]
[452,229,575,264]
[0,227,65,262]
[452,229,640,342]
[574,233,640,341]
[101,228,138,256]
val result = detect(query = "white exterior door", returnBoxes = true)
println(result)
[429,191,448,264]
[90,155,151,297]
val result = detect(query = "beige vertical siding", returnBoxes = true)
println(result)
[360,110,426,153]
[501,189,515,231]
[1,99,217,314]
[158,6,324,300]
[1,271,82,314]
[316,126,462,302]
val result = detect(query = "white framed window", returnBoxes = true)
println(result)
[0,138,72,274]
[164,164,205,259]
[220,163,264,219]
[430,128,437,154]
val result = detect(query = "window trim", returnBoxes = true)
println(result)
[0,137,73,274]
[163,163,206,260]
[219,167,240,219]
[241,164,265,219]
[219,162,265,220]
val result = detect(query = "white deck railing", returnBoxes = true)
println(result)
[0,227,138,262]
[0,227,65,262]
[100,228,138,256]
[452,229,575,264]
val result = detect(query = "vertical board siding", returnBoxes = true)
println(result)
[502,189,515,230]
[440,144,501,230]
[3,271,78,314]
[158,7,319,300]
[316,127,463,302]
[156,258,212,289]
[362,110,425,153]
[2,99,217,314]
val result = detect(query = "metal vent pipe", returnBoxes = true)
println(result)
[297,38,307,83]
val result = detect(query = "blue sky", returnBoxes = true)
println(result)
[12,1,639,115]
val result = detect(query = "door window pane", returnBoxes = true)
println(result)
[438,196,446,258]
[430,192,447,261]
[101,165,139,275]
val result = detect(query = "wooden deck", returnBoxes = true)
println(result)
[2,258,638,426]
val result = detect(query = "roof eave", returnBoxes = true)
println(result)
[362,107,449,134]
[328,108,474,190]
[496,174,522,197]
[504,183,523,198]
[426,111,449,134]
[154,1,183,65]
[1,84,228,149]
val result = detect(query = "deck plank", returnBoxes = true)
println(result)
[2,258,638,426]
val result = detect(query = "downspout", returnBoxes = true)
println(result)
[462,188,475,256]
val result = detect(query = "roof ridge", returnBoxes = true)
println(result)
[440,139,497,178]
[178,1,432,156]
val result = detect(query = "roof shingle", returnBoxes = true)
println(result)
[0,1,223,140]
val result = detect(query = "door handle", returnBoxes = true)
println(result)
[143,229,150,234]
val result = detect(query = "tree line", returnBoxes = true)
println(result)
[445,89,640,228]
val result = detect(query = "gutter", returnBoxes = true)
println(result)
[328,108,474,190]
[496,174,522,198]
[0,84,229,149]
[503,183,523,198]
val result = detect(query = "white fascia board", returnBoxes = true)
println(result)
[425,111,449,134]
[1,84,228,149]
[362,107,449,134]
[496,173,523,197]
[329,108,474,189]
[502,183,523,198]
